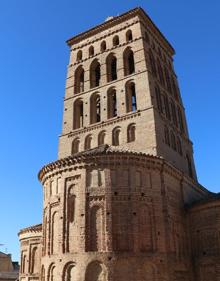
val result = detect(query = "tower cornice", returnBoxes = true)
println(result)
[66,7,175,56]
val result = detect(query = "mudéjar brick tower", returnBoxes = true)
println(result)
[18,7,220,281]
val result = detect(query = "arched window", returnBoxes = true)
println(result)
[177,137,182,155]
[107,88,117,118]
[85,261,107,281]
[30,247,38,273]
[126,82,137,112]
[73,99,83,129]
[48,264,55,281]
[145,31,150,43]
[63,263,76,281]
[41,266,45,281]
[149,50,156,76]
[90,93,101,124]
[112,127,121,146]
[186,153,193,178]
[157,59,165,85]
[84,135,93,150]
[87,206,104,251]
[74,66,84,94]
[164,94,171,120]
[89,45,94,56]
[21,254,26,273]
[171,100,178,127]
[158,47,162,58]
[98,131,106,146]
[100,41,106,52]
[51,212,58,254]
[172,76,179,101]
[67,187,76,223]
[106,53,117,82]
[72,138,80,154]
[177,106,185,133]
[123,48,135,76]
[113,35,119,46]
[126,30,133,42]
[170,131,176,151]
[90,59,101,88]
[164,126,170,146]
[141,263,156,281]
[164,67,172,92]
[76,50,82,61]
[43,216,47,256]
[155,86,163,113]
[139,205,153,252]
[127,123,136,142]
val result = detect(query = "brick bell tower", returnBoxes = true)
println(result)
[59,7,197,181]
[35,7,210,281]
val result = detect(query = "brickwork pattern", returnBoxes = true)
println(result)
[18,7,220,281]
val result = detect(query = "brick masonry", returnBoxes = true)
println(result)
[18,7,220,281]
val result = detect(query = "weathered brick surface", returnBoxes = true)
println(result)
[18,7,220,281]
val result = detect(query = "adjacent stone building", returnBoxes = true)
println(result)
[0,251,19,281]
[18,7,220,281]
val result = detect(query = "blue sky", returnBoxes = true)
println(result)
[0,0,219,261]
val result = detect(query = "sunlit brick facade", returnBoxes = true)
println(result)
[19,7,220,281]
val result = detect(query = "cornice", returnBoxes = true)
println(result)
[38,145,198,187]
[18,224,42,236]
[66,7,175,55]
[38,145,163,182]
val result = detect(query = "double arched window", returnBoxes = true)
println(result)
[107,88,117,119]
[126,81,137,112]
[164,126,183,156]
[106,53,117,82]
[73,99,83,129]
[123,47,135,76]
[90,93,101,124]
[90,59,101,88]
[74,66,84,94]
